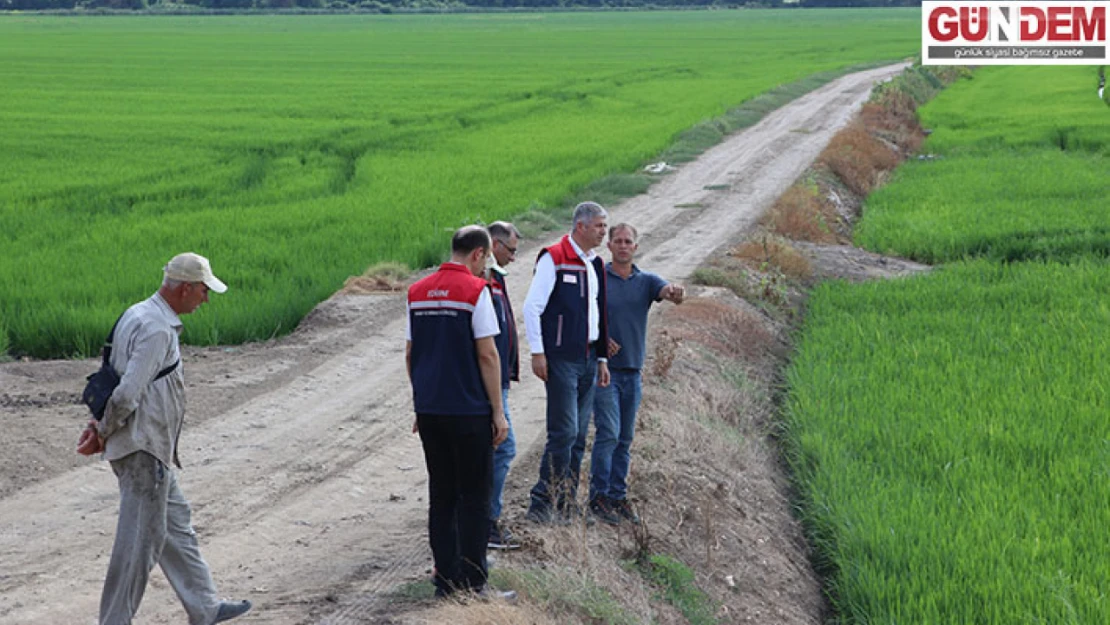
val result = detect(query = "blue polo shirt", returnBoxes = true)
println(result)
[605,263,667,371]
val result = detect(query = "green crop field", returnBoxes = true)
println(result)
[787,260,1110,624]
[856,66,1110,264]
[0,10,918,358]
[785,65,1110,623]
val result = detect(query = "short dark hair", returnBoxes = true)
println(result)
[452,225,491,255]
[609,223,638,241]
[489,221,521,241]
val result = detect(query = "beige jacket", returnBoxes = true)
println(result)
[98,293,186,468]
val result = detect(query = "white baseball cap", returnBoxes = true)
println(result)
[163,252,228,294]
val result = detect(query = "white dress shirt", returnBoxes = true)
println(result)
[522,235,604,359]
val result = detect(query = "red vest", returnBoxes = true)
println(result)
[407,263,492,416]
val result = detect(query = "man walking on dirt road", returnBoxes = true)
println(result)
[406,225,511,598]
[586,223,684,526]
[523,202,611,524]
[85,252,252,625]
[486,221,523,550]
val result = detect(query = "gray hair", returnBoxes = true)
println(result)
[572,201,607,228]
[162,277,184,289]
[488,221,521,241]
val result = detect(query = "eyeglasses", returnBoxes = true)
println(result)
[496,240,517,255]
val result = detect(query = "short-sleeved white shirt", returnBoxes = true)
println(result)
[406,286,499,341]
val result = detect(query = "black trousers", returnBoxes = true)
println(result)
[416,413,493,595]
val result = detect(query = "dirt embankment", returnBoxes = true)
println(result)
[0,63,914,625]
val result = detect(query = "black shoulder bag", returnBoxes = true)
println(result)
[81,315,180,421]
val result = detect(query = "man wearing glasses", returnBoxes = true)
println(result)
[485,221,522,550]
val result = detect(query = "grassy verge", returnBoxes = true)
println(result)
[634,553,719,625]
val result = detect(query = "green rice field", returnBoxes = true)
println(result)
[856,67,1110,264]
[0,10,918,358]
[785,66,1110,623]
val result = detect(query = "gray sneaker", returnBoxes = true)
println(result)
[213,600,252,624]
[476,588,518,603]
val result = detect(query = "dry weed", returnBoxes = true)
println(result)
[818,122,899,197]
[762,184,840,244]
[664,298,780,367]
[860,94,925,155]
[651,329,679,379]
[340,261,410,293]
[731,236,813,282]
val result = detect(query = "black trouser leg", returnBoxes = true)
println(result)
[417,414,493,594]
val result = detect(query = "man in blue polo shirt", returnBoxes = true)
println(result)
[406,225,510,599]
[588,223,684,525]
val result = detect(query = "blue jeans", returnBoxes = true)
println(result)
[489,387,516,521]
[529,354,597,511]
[588,368,642,502]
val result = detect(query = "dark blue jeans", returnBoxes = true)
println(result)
[588,368,642,502]
[529,354,597,512]
[489,387,516,521]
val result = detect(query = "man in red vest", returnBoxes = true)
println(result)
[406,225,511,599]
[522,202,611,524]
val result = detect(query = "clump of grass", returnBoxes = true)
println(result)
[690,267,748,299]
[514,206,561,241]
[635,553,719,625]
[386,579,438,603]
[494,568,639,625]
[569,173,653,209]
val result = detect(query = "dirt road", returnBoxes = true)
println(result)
[0,63,905,625]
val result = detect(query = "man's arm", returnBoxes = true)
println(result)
[98,323,174,441]
[475,336,508,446]
[405,340,412,383]
[595,256,610,387]
[523,253,556,381]
[659,283,685,304]
[406,341,417,433]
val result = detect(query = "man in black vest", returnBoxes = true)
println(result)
[486,221,522,550]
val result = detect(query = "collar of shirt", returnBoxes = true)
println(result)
[488,257,509,276]
[151,292,183,332]
[606,262,641,279]
[567,234,597,263]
